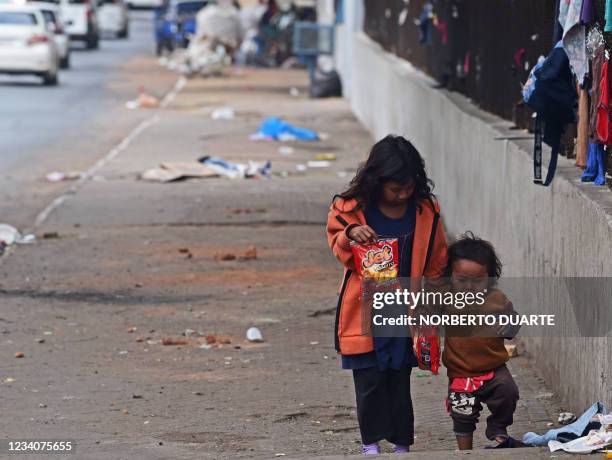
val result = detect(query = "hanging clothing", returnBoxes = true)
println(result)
[559,0,588,85]
[589,45,606,140]
[581,0,594,25]
[596,58,611,143]
[576,86,589,167]
[582,143,607,185]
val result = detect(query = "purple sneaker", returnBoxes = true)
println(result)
[393,444,410,454]
[362,443,380,455]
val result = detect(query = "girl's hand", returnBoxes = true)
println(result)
[347,225,378,243]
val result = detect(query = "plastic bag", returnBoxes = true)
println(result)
[351,238,399,280]
[415,332,440,374]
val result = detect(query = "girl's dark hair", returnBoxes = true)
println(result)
[334,135,435,210]
[444,232,503,279]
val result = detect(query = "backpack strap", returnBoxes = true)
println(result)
[423,211,440,275]
[533,115,560,186]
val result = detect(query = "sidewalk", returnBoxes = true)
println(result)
[0,68,568,459]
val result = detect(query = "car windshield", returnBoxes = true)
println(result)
[176,2,204,15]
[40,10,56,24]
[0,12,38,25]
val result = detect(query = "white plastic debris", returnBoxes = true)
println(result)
[289,87,300,97]
[307,160,331,168]
[295,164,307,172]
[0,224,20,245]
[0,224,35,246]
[17,234,36,244]
[278,146,294,155]
[211,107,235,120]
[45,171,82,182]
[246,327,263,343]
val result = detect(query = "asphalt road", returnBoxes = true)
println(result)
[0,10,177,229]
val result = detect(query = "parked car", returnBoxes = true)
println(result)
[154,0,206,55]
[98,0,128,38]
[0,3,60,84]
[58,0,99,49]
[30,1,70,67]
[126,0,161,9]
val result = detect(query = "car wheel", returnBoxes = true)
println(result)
[118,26,128,39]
[60,54,70,69]
[42,70,58,86]
[87,32,99,49]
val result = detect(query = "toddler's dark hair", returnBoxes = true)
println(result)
[444,232,502,279]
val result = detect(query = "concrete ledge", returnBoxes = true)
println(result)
[340,31,612,411]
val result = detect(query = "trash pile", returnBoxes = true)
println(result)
[523,402,612,454]
[140,157,271,183]
[199,155,271,179]
[140,162,219,183]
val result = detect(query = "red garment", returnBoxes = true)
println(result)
[449,371,495,393]
[596,59,611,143]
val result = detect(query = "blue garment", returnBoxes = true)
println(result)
[342,199,418,371]
[522,402,607,446]
[581,143,607,185]
[256,117,318,141]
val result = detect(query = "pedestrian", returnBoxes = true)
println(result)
[442,233,523,449]
[326,135,448,455]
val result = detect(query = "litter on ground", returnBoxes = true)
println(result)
[140,162,219,183]
[0,224,36,246]
[45,171,82,182]
[307,160,331,168]
[126,87,160,110]
[313,153,336,161]
[246,327,263,343]
[211,107,235,120]
[251,117,318,142]
[199,156,271,179]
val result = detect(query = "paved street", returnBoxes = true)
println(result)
[0,48,573,458]
[0,10,178,229]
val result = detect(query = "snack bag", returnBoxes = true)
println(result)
[415,332,440,375]
[350,238,399,280]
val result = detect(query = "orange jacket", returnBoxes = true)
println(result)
[326,197,448,355]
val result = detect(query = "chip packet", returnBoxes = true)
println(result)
[415,331,440,375]
[350,238,399,280]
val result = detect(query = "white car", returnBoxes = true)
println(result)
[125,0,161,9]
[0,4,59,84]
[31,2,70,67]
[98,0,128,38]
[58,0,99,49]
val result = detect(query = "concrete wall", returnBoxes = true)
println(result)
[336,9,612,411]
